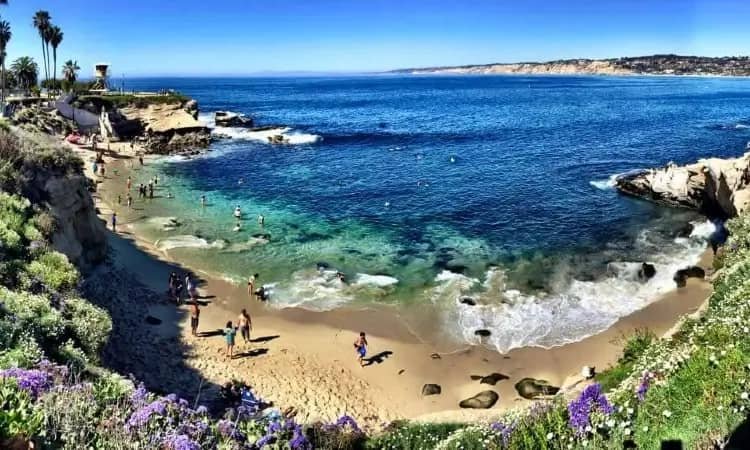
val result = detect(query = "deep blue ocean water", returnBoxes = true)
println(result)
[119,75,750,352]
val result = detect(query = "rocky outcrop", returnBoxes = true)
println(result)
[673,266,706,287]
[615,153,750,218]
[421,384,441,396]
[215,111,253,128]
[12,106,75,135]
[119,103,211,154]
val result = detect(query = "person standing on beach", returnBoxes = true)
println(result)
[154,175,159,185]
[117,194,122,205]
[127,176,132,190]
[148,184,154,199]
[185,274,196,303]
[190,301,200,337]
[238,309,252,344]
[139,155,144,166]
[354,332,368,367]
[111,212,117,232]
[224,321,237,358]
[127,193,132,208]
[247,274,258,299]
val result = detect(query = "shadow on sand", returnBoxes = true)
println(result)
[364,350,393,366]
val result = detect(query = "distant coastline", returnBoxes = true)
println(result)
[389,54,750,77]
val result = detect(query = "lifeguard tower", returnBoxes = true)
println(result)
[91,63,110,92]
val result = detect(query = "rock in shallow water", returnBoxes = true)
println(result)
[459,390,499,409]
[422,384,441,396]
[475,329,491,338]
[638,262,656,280]
[459,296,476,306]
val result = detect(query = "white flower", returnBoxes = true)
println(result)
[741,392,749,400]
[718,405,724,411]
[624,428,632,436]
[743,326,749,333]
[606,419,616,428]
[643,426,649,432]
[546,432,554,440]
[721,350,727,356]
[663,410,672,418]
[627,407,634,415]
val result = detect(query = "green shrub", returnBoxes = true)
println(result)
[63,297,111,358]
[365,422,464,450]
[596,329,654,391]
[23,251,79,292]
[1,288,65,346]
[0,335,43,369]
[0,378,44,441]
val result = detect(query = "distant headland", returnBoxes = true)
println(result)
[389,54,750,76]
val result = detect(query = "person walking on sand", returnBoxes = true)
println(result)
[127,176,132,190]
[185,274,196,302]
[238,309,252,344]
[190,301,200,337]
[139,155,144,166]
[111,212,117,232]
[127,193,132,208]
[354,332,368,367]
[224,321,237,358]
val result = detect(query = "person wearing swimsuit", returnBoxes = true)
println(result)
[354,332,368,367]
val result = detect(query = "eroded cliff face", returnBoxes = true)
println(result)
[615,153,750,218]
[18,163,107,271]
[118,103,210,154]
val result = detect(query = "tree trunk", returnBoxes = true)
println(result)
[41,38,47,85]
[52,48,57,95]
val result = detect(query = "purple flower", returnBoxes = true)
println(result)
[130,382,149,407]
[491,421,516,446]
[166,393,178,403]
[290,427,310,449]
[217,419,245,441]
[567,383,613,436]
[0,368,52,398]
[334,414,361,432]
[196,405,208,415]
[164,434,200,450]
[125,399,167,430]
[637,373,651,401]
[255,434,276,448]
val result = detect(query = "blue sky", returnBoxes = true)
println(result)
[1,0,748,76]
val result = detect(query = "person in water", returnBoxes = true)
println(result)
[258,214,265,226]
[190,301,200,337]
[238,309,252,344]
[353,332,368,367]
[233,221,242,232]
[224,321,237,358]
[234,205,242,218]
[201,195,206,207]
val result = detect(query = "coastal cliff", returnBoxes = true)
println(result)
[615,152,750,218]
[393,54,750,77]
[3,130,107,269]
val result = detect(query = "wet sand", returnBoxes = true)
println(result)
[66,137,714,426]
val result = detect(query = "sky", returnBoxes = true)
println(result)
[1,0,749,76]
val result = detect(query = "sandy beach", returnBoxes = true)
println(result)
[58,136,714,427]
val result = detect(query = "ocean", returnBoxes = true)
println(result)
[119,75,750,353]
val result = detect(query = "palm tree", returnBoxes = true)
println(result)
[62,59,79,91]
[49,26,62,91]
[11,56,38,93]
[32,11,50,84]
[0,20,11,101]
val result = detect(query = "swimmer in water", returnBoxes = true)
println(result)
[258,214,265,226]
[200,195,206,207]
[450,156,456,163]
[238,178,244,185]
[166,191,173,199]
[233,221,242,232]
[234,205,241,219]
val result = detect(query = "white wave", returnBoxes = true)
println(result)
[689,219,717,239]
[353,273,399,287]
[270,268,351,311]
[154,235,227,251]
[212,126,322,145]
[223,236,270,253]
[432,225,711,353]
[736,123,750,129]
[589,173,620,191]
[144,216,182,231]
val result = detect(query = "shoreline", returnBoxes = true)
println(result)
[63,134,715,425]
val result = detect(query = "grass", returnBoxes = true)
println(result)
[595,329,655,391]
[76,93,190,111]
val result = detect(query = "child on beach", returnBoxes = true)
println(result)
[354,332,368,367]
[224,321,237,358]
[238,309,252,344]
[190,301,200,336]
[247,274,257,299]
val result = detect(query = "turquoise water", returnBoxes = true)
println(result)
[117,75,750,352]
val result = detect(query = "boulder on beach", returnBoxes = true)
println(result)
[459,296,476,306]
[514,378,560,400]
[475,329,491,338]
[422,384,441,396]
[470,372,510,385]
[638,262,656,280]
[673,266,706,287]
[459,390,499,409]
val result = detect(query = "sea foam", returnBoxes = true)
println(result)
[154,235,227,251]
[432,220,716,353]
